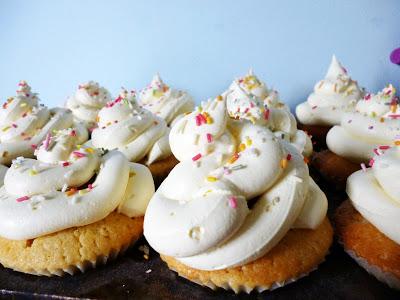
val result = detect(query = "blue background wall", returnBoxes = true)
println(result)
[0,0,399,108]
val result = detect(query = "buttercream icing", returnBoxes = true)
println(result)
[91,89,172,164]
[144,94,327,270]
[296,55,363,126]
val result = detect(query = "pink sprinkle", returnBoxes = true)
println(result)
[70,130,76,136]
[11,123,17,128]
[264,109,270,120]
[16,196,30,202]
[364,94,371,101]
[360,163,367,172]
[286,153,292,161]
[379,145,390,150]
[250,102,255,108]
[44,133,51,150]
[88,127,96,132]
[192,153,202,161]
[228,196,238,209]
[388,114,400,119]
[368,126,374,130]
[88,183,94,190]
[62,162,70,167]
[198,114,207,124]
[244,108,250,114]
[195,115,201,126]
[30,144,37,150]
[311,105,317,110]
[369,158,375,167]
[72,151,86,158]
[206,133,213,143]
[373,148,380,156]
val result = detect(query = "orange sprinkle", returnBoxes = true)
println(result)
[304,156,310,164]
[228,153,240,164]
[217,95,223,101]
[238,143,246,152]
[395,141,400,146]
[66,188,78,196]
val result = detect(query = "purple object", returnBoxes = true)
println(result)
[390,47,400,65]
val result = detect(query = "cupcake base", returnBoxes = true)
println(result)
[297,123,331,151]
[335,200,400,289]
[146,156,179,187]
[311,150,360,191]
[0,212,143,276]
[161,217,333,293]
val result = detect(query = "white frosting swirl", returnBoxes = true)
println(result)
[347,145,400,244]
[139,74,194,125]
[144,95,327,270]
[66,81,111,128]
[327,85,400,163]
[91,89,172,164]
[0,81,77,165]
[0,129,154,240]
[296,55,363,126]
[226,71,312,156]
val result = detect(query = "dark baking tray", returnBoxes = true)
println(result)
[0,169,399,299]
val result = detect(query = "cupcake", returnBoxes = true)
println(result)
[0,81,78,165]
[226,70,312,158]
[139,74,194,126]
[313,84,400,189]
[65,81,112,130]
[91,89,178,185]
[335,144,400,289]
[144,94,332,293]
[296,56,364,149]
[0,128,154,276]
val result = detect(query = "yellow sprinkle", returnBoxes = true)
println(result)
[198,106,203,112]
[79,190,87,195]
[85,147,94,153]
[144,254,149,260]
[28,169,37,176]
[246,138,252,146]
[96,115,100,122]
[206,116,213,124]
[280,158,288,169]
[304,157,310,164]
[238,143,246,152]
[76,144,81,149]
[371,111,376,118]
[249,117,256,124]
[217,95,223,101]
[380,117,385,123]
[20,102,27,107]
[206,176,218,182]
[52,129,58,134]
[391,105,397,113]
[106,121,111,126]
[2,126,10,132]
